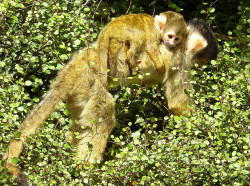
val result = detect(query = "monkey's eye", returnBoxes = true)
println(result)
[168,34,174,39]
[175,38,179,41]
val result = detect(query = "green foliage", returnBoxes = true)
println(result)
[0,0,249,185]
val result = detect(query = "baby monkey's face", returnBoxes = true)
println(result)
[162,30,184,48]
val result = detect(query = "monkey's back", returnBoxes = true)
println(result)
[97,14,161,46]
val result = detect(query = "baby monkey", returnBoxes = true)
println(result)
[97,11,187,75]
[155,11,188,49]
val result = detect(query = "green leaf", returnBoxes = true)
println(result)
[0,62,5,67]
[11,16,19,23]
[53,141,60,147]
[25,80,32,86]
[224,55,230,60]
[212,85,218,90]
[14,131,22,138]
[211,60,217,65]
[236,25,242,30]
[56,64,64,70]
[89,61,95,66]
[12,157,19,164]
[84,7,90,12]
[60,54,68,61]
[17,107,24,111]
[200,10,206,14]
[141,155,148,161]
[138,74,143,79]
[209,8,215,13]
[63,144,70,149]
[74,39,81,46]
[83,64,89,68]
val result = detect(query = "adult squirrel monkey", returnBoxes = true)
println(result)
[2,18,218,186]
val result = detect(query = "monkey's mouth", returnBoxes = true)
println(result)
[164,42,176,49]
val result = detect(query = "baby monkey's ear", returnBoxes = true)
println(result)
[186,19,219,66]
[154,13,167,33]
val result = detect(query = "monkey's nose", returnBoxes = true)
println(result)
[165,42,175,48]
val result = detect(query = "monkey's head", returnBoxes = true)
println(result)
[186,19,219,66]
[155,11,188,49]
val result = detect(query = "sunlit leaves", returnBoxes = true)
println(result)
[0,0,249,185]
[60,54,68,61]
[24,80,32,86]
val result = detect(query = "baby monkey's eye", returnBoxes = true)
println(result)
[175,38,179,41]
[167,34,174,39]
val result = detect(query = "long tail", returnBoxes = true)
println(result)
[19,87,67,135]
[19,49,86,136]
[3,52,79,162]
[3,82,69,162]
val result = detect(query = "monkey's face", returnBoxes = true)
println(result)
[154,11,187,49]
[162,31,183,48]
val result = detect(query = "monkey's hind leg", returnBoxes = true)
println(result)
[72,79,116,164]
[108,38,130,78]
[126,40,144,71]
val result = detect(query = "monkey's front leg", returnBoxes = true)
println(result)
[163,68,194,116]
[72,80,116,164]
[145,42,165,73]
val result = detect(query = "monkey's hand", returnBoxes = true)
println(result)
[156,63,165,74]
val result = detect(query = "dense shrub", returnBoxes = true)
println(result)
[0,0,249,185]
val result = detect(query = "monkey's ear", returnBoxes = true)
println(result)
[186,29,208,54]
[154,14,167,33]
